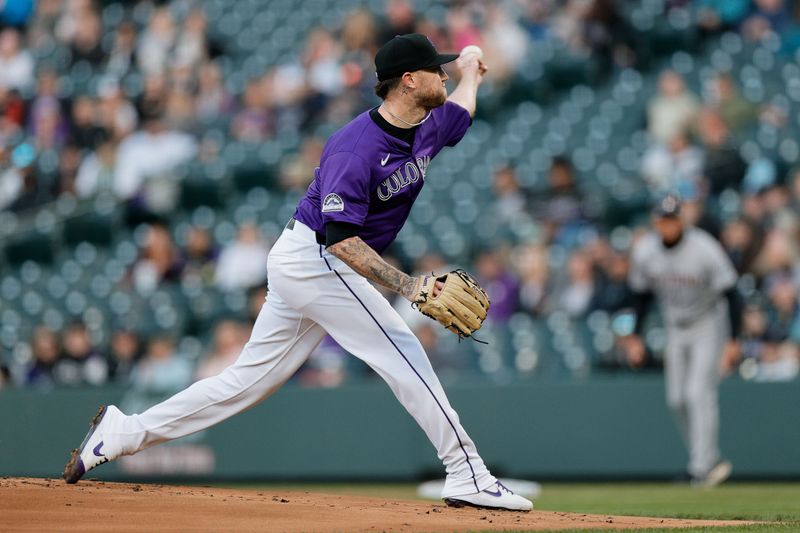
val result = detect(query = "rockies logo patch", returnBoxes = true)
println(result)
[322,193,344,212]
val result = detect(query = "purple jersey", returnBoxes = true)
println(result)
[294,101,471,253]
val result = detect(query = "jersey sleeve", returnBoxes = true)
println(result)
[318,151,370,227]
[628,240,652,293]
[705,236,738,293]
[432,101,472,148]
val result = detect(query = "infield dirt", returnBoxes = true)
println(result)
[1,477,755,532]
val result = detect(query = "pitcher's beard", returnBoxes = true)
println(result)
[416,86,447,109]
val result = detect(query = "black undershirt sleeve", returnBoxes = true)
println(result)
[325,221,361,248]
[724,287,741,339]
[631,290,654,335]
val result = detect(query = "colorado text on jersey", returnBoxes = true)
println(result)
[377,155,430,201]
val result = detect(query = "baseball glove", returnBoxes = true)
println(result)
[413,269,490,339]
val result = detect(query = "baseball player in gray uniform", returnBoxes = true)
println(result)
[62,34,532,512]
[626,194,739,487]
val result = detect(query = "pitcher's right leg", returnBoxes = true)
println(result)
[63,290,325,483]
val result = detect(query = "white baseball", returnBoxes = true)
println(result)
[457,45,483,68]
[460,45,483,59]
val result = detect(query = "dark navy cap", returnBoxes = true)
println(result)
[652,193,682,217]
[375,34,459,81]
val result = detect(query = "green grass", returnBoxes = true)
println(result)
[220,482,800,533]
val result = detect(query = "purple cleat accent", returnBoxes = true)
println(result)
[93,441,105,457]
[63,406,108,484]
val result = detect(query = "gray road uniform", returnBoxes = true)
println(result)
[629,228,738,478]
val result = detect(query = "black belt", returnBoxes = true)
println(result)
[286,217,326,246]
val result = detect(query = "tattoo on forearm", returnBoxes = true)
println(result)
[328,237,417,299]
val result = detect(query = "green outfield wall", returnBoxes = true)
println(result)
[2,377,798,480]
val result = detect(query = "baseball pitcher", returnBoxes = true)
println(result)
[62,34,532,512]
[626,194,739,487]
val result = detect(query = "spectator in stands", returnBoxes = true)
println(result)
[182,225,217,283]
[130,223,184,294]
[555,249,595,318]
[475,248,519,324]
[730,291,799,381]
[300,28,345,125]
[742,0,792,42]
[446,4,482,53]
[704,73,758,134]
[113,115,196,206]
[379,0,416,45]
[53,321,108,386]
[195,61,233,122]
[136,6,175,76]
[678,181,721,238]
[214,222,269,291]
[194,320,246,381]
[521,0,554,41]
[765,276,800,342]
[297,336,348,388]
[482,4,529,83]
[514,243,550,316]
[280,137,325,192]
[491,165,528,223]
[0,85,25,132]
[69,96,107,151]
[6,142,52,212]
[552,0,589,53]
[74,139,116,198]
[231,78,274,142]
[697,108,746,196]
[69,6,103,66]
[25,326,60,388]
[647,70,700,145]
[105,20,137,77]
[55,143,83,196]
[534,156,588,246]
[0,28,33,90]
[54,0,93,45]
[97,79,138,141]
[641,132,704,195]
[731,301,769,367]
[0,142,26,209]
[130,335,192,394]
[27,69,68,150]
[695,0,752,34]
[582,0,637,70]
[721,216,764,274]
[163,78,196,132]
[173,8,208,71]
[589,241,632,313]
[753,228,799,281]
[136,74,168,122]
[107,328,141,385]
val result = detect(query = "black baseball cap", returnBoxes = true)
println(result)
[652,193,682,217]
[375,34,459,82]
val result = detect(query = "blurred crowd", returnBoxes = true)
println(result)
[1,0,799,391]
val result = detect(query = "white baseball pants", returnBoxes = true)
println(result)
[664,305,727,479]
[114,220,496,497]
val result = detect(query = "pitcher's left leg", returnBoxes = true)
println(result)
[296,261,491,498]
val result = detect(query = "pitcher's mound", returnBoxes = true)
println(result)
[1,477,752,532]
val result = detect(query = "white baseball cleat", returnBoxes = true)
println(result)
[444,481,534,511]
[695,460,732,489]
[63,405,125,484]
